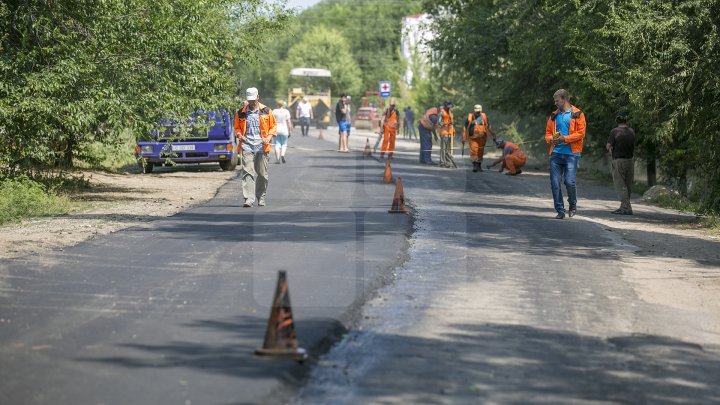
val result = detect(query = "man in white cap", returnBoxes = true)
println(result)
[463,104,495,172]
[234,87,277,207]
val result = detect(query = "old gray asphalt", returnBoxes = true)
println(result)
[0,133,411,404]
[297,134,720,404]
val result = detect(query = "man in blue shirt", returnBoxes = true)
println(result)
[545,89,587,219]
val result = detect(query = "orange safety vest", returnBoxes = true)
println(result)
[235,103,277,153]
[438,108,454,136]
[419,107,439,130]
[544,105,586,155]
[503,141,526,159]
[383,108,399,130]
[466,112,488,139]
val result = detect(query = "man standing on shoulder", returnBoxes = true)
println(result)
[418,105,439,164]
[296,97,313,137]
[438,100,456,168]
[545,89,586,219]
[463,104,495,172]
[380,99,399,159]
[235,87,277,208]
[606,112,636,215]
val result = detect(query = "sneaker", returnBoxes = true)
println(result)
[568,205,576,217]
[281,156,286,163]
[243,199,254,208]
[258,198,266,207]
[555,212,566,219]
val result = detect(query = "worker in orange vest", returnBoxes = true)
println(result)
[463,104,495,172]
[438,100,456,168]
[380,99,399,159]
[487,139,526,175]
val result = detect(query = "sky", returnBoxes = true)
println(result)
[285,0,322,11]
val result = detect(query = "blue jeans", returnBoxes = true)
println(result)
[418,125,433,163]
[550,153,579,213]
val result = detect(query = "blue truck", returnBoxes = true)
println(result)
[135,110,238,173]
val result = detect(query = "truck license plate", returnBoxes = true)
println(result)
[172,145,195,151]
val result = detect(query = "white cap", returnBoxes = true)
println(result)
[246,87,259,101]
[474,104,482,112]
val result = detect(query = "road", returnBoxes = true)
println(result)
[3,128,720,404]
[297,130,720,404]
[0,133,411,405]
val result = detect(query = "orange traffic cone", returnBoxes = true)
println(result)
[255,270,307,361]
[388,176,408,214]
[364,138,372,157]
[383,159,394,184]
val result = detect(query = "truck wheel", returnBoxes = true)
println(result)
[139,162,154,174]
[219,157,237,171]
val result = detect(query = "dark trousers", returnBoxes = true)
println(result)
[419,125,433,164]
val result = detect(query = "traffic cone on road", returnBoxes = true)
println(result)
[255,270,307,362]
[388,176,408,214]
[383,159,394,184]
[364,138,372,157]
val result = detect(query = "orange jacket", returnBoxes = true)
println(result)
[503,141,526,159]
[438,108,455,136]
[235,103,277,153]
[545,105,586,155]
[383,108,399,130]
[419,107,439,130]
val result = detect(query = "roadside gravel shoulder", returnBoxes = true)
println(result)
[0,166,237,261]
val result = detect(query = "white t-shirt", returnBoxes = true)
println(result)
[274,108,291,136]
[297,102,312,118]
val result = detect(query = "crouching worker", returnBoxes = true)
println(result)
[487,140,526,175]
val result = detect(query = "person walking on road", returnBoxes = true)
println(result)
[463,104,495,172]
[234,87,277,208]
[273,100,292,164]
[380,99,400,159]
[418,105,439,164]
[296,97,313,137]
[404,106,417,140]
[487,139,526,175]
[335,94,351,152]
[545,88,586,219]
[607,112,636,215]
[438,100,456,168]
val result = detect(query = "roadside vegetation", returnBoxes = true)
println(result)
[0,0,290,223]
[426,0,720,219]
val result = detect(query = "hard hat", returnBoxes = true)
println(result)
[474,104,482,112]
[246,87,259,101]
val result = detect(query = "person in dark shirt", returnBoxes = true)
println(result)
[606,112,636,215]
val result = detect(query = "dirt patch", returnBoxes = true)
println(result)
[0,166,237,260]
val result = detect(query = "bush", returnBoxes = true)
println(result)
[0,177,70,225]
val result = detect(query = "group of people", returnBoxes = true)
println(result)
[234,86,636,218]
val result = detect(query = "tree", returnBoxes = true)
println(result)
[275,26,363,97]
[0,0,290,175]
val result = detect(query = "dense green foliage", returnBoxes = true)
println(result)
[427,0,720,213]
[244,0,423,100]
[0,0,289,176]
[275,26,363,96]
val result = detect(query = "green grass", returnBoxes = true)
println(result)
[0,177,72,225]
